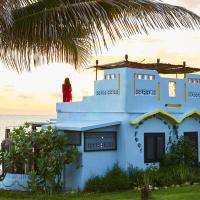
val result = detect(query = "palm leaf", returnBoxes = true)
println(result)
[0,0,37,28]
[1,0,200,72]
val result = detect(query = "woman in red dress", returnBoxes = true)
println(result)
[62,78,72,102]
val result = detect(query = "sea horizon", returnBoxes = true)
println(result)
[0,114,55,143]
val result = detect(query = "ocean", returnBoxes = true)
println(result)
[0,115,55,143]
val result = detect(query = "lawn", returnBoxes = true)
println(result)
[0,185,199,200]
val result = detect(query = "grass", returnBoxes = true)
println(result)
[0,185,199,200]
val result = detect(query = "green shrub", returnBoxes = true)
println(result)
[85,164,129,192]
[85,164,200,193]
[128,166,144,187]
[84,176,103,192]
[156,165,197,186]
[155,170,174,187]
[160,136,198,170]
[104,165,129,191]
[158,136,199,186]
[0,124,80,194]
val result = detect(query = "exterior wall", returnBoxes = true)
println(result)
[126,116,173,169]
[81,150,117,189]
[56,112,127,123]
[57,68,200,114]
[0,174,29,191]
[63,125,120,190]
[64,137,83,190]
[125,68,160,113]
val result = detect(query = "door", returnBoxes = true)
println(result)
[184,132,198,166]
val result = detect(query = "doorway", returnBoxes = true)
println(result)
[184,132,198,166]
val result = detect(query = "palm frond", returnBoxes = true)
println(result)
[1,0,200,72]
[0,0,37,28]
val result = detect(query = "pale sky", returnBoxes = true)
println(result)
[1,0,200,115]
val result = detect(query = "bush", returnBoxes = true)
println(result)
[85,164,129,192]
[160,136,198,170]
[128,165,162,187]
[0,124,80,194]
[84,176,103,192]
[85,164,200,193]
[128,166,144,188]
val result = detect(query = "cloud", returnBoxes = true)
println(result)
[142,38,162,44]
[178,0,200,8]
[17,95,34,99]
[0,84,15,93]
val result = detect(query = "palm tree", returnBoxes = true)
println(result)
[1,0,200,72]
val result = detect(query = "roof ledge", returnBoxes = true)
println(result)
[129,109,200,125]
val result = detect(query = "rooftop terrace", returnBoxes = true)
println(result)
[90,55,200,79]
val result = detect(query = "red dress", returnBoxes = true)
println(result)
[62,84,72,102]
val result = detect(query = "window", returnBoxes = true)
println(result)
[84,132,117,152]
[64,131,81,146]
[188,78,200,84]
[110,74,116,79]
[144,133,165,163]
[149,75,155,80]
[137,74,142,79]
[104,74,116,80]
[136,74,155,80]
[105,75,109,80]
[168,81,176,97]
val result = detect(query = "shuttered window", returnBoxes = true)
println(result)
[144,133,165,163]
[64,131,81,146]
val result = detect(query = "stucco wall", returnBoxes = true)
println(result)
[126,116,173,169]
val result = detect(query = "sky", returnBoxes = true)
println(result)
[1,0,200,115]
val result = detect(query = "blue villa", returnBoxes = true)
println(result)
[54,56,200,190]
[1,56,200,191]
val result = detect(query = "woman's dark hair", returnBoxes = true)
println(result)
[64,78,71,87]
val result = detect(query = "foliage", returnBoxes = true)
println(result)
[0,124,80,194]
[1,1,200,72]
[155,135,199,186]
[0,123,33,174]
[85,164,129,192]
[86,162,200,193]
[128,166,144,188]
[128,165,159,188]
[152,165,191,186]
[160,136,198,170]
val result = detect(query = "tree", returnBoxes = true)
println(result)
[0,124,80,193]
[1,0,200,72]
